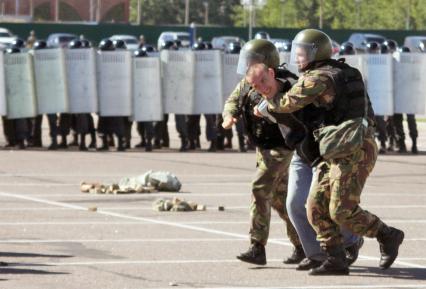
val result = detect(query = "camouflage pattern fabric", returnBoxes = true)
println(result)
[250,147,301,247]
[307,132,384,248]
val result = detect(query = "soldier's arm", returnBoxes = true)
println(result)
[266,73,328,113]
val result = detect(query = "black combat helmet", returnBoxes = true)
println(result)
[227,41,241,54]
[12,38,25,49]
[380,43,389,54]
[366,41,380,54]
[141,45,155,53]
[98,39,114,51]
[384,39,398,52]
[339,42,355,55]
[254,31,270,40]
[134,49,148,57]
[113,39,127,50]
[161,40,176,50]
[282,42,292,52]
[174,39,182,48]
[80,39,92,48]
[399,46,411,53]
[192,42,205,50]
[33,40,47,50]
[203,42,213,50]
[68,39,82,49]
[6,47,21,54]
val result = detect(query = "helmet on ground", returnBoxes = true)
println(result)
[237,39,279,75]
[289,29,332,67]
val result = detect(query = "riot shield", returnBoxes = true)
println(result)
[193,50,223,114]
[0,53,6,116]
[343,55,364,73]
[33,48,69,114]
[4,53,37,119]
[161,50,195,114]
[97,50,132,116]
[133,57,163,121]
[393,53,425,114]
[222,53,240,103]
[65,48,98,113]
[363,54,393,115]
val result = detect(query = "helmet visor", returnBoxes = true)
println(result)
[289,41,318,67]
[236,49,266,75]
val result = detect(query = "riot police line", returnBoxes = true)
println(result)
[0,44,425,151]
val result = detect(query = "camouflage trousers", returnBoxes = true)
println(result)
[307,133,384,248]
[250,147,301,247]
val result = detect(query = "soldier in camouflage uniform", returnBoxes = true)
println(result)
[247,29,404,275]
[222,39,303,266]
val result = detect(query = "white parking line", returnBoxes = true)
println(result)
[0,191,424,270]
[157,286,426,289]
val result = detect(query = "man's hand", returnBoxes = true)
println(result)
[222,116,238,129]
[253,105,263,118]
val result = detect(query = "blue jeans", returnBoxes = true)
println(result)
[287,152,359,261]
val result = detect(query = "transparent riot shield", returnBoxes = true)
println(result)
[133,56,163,121]
[4,53,37,119]
[161,50,195,114]
[65,48,98,113]
[222,53,240,103]
[193,50,223,114]
[0,53,6,116]
[97,50,132,116]
[33,48,69,114]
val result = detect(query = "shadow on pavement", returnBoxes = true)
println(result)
[351,266,426,280]
[0,252,73,258]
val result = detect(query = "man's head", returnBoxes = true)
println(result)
[237,39,280,75]
[245,63,278,99]
[290,29,332,70]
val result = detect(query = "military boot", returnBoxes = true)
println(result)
[79,134,88,151]
[48,138,58,150]
[179,138,188,152]
[97,135,109,151]
[296,258,322,271]
[0,261,7,266]
[379,141,387,154]
[224,136,233,149]
[117,137,126,152]
[411,138,418,154]
[236,242,266,265]
[398,139,407,153]
[88,132,97,149]
[216,136,225,150]
[208,140,217,152]
[196,136,201,149]
[145,140,153,152]
[309,245,349,276]
[283,245,305,264]
[376,225,404,269]
[345,237,364,266]
[238,135,246,152]
[188,139,196,150]
[59,135,68,149]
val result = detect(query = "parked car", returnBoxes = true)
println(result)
[403,36,426,52]
[46,33,78,48]
[157,31,190,50]
[270,38,291,52]
[109,34,139,50]
[347,33,386,52]
[211,36,245,51]
[0,27,17,49]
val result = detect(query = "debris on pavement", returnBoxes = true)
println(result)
[80,171,182,194]
[153,197,206,212]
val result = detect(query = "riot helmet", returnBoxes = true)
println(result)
[289,29,332,67]
[33,40,47,50]
[203,42,213,50]
[141,45,155,53]
[161,40,177,50]
[11,38,25,49]
[134,49,148,57]
[80,39,92,48]
[380,43,389,54]
[98,39,115,51]
[113,39,127,50]
[68,39,82,49]
[227,41,241,54]
[366,41,380,54]
[174,39,182,48]
[399,46,411,53]
[237,39,279,75]
[6,47,21,54]
[339,42,355,55]
[192,42,205,50]
[254,31,270,40]
[384,39,398,52]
